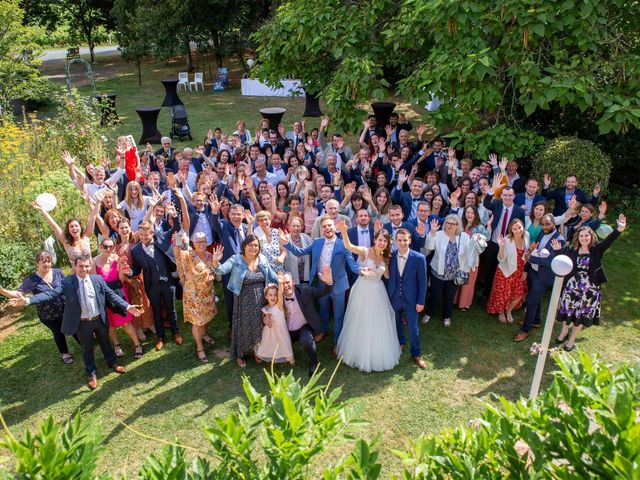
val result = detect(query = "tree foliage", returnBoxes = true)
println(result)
[0,0,48,115]
[254,0,640,159]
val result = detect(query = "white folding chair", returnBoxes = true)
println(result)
[177,72,189,91]
[190,72,204,91]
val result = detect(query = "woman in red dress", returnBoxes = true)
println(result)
[486,218,529,324]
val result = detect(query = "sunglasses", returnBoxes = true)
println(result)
[101,244,115,250]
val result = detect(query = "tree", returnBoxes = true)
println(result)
[111,0,150,85]
[62,0,115,64]
[254,0,640,159]
[0,0,47,117]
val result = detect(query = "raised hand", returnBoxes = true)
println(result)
[332,172,342,187]
[335,219,347,233]
[320,116,330,129]
[377,136,386,151]
[498,235,506,247]
[411,163,419,176]
[417,124,427,136]
[429,218,440,234]
[397,169,408,186]
[243,209,254,225]
[416,219,426,236]
[499,156,508,172]
[207,128,213,141]
[449,187,461,206]
[363,118,371,129]
[598,200,607,217]
[165,203,177,218]
[32,199,45,211]
[208,193,220,214]
[593,182,602,196]
[335,136,345,150]
[550,239,562,251]
[278,228,290,244]
[617,213,627,232]
[489,153,498,166]
[166,172,177,189]
[277,271,284,284]
[385,124,393,137]
[212,245,224,263]
[374,219,383,233]
[62,151,76,166]
[317,264,333,285]
[543,173,552,188]
[568,194,578,211]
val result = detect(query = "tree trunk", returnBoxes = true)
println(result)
[237,50,249,75]
[185,40,193,71]
[136,58,142,86]
[212,32,223,67]
[89,38,96,64]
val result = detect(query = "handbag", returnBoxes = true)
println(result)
[453,235,469,286]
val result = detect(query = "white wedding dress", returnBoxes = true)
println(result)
[337,256,401,372]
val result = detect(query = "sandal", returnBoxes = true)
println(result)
[236,357,246,368]
[133,344,143,359]
[61,353,74,364]
[498,313,507,324]
[253,354,263,364]
[197,349,208,364]
[114,344,124,357]
[506,312,514,324]
[202,335,215,345]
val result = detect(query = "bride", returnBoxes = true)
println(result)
[335,220,401,372]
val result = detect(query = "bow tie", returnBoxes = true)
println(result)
[392,225,400,230]
[285,297,295,302]
[398,255,406,260]
[412,198,421,202]
[360,229,369,234]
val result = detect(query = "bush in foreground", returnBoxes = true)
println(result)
[1,353,638,478]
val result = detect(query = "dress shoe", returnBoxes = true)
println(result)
[413,356,427,369]
[155,339,164,351]
[87,375,98,390]
[313,332,326,343]
[563,344,575,352]
[173,333,183,345]
[112,365,125,374]
[514,331,529,342]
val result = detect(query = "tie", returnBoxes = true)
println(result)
[412,197,421,203]
[360,229,368,234]
[500,208,509,237]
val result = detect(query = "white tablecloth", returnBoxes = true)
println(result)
[241,79,305,97]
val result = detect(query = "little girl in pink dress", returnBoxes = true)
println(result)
[255,274,294,364]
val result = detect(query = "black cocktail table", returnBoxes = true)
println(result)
[136,106,163,144]
[161,79,184,107]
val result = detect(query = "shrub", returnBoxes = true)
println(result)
[532,136,612,195]
[2,354,638,478]
[0,242,37,293]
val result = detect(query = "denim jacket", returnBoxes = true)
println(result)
[214,253,277,296]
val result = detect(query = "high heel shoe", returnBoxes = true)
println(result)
[554,336,566,345]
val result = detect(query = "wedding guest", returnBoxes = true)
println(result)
[387,229,428,369]
[561,201,607,242]
[129,220,183,351]
[310,199,351,239]
[279,267,334,376]
[454,206,489,311]
[10,255,142,390]
[0,251,78,364]
[303,189,319,235]
[372,188,392,224]
[174,231,217,363]
[211,203,251,328]
[280,216,360,348]
[486,219,529,324]
[542,173,600,216]
[282,216,311,284]
[255,274,294,364]
[33,199,97,265]
[515,214,565,342]
[555,214,626,351]
[212,236,278,367]
[118,181,150,232]
[525,201,547,240]
[92,238,142,359]
[254,210,286,272]
[514,178,545,215]
[423,215,472,327]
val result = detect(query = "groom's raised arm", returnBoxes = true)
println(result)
[284,240,313,257]
[345,249,360,275]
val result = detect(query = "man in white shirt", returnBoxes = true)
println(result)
[251,159,278,187]
[11,255,142,389]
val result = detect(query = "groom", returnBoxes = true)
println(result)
[280,216,360,350]
[387,229,428,369]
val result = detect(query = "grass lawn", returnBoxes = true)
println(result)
[0,53,638,477]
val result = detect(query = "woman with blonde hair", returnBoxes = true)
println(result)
[118,180,150,231]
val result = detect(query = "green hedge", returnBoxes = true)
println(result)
[532,136,612,194]
[0,242,38,294]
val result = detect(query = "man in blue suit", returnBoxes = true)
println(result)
[514,214,566,342]
[346,209,374,284]
[542,173,600,216]
[391,170,425,221]
[387,229,428,369]
[281,216,360,349]
[383,205,426,251]
[480,185,526,303]
[514,177,546,216]
[211,203,251,328]
[11,255,142,389]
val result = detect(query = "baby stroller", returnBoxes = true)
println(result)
[170,105,192,141]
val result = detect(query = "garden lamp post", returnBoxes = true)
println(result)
[529,254,573,399]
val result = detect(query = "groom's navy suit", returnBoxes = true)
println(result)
[387,249,427,357]
[285,236,360,343]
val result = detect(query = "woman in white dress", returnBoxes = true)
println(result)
[335,220,401,372]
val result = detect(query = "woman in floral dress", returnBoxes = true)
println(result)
[555,213,626,351]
